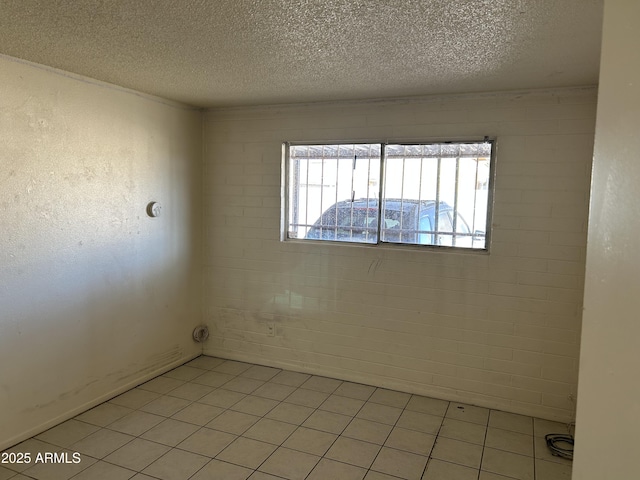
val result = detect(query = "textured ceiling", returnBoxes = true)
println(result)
[0,0,603,108]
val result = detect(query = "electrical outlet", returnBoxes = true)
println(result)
[267,322,275,337]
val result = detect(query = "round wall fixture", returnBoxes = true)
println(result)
[193,325,209,343]
[147,201,161,217]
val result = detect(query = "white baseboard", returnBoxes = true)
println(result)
[1,351,201,452]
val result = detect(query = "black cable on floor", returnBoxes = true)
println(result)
[545,433,574,460]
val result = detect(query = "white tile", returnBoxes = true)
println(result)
[107,411,165,436]
[191,371,235,388]
[206,410,260,435]
[0,466,15,480]
[22,450,96,480]
[231,395,279,416]
[248,472,284,480]
[282,427,337,456]
[325,436,380,468]
[302,410,351,434]
[396,410,443,434]
[385,427,436,456]
[177,427,236,457]
[343,418,393,445]
[223,377,265,394]
[270,371,311,387]
[489,410,533,435]
[75,403,133,427]
[301,375,342,394]
[438,418,487,445]
[142,448,209,480]
[139,395,191,417]
[319,395,365,416]
[217,437,277,469]
[213,360,253,375]
[482,447,534,480]
[1,439,62,473]
[252,382,296,401]
[307,458,367,480]
[8,359,583,480]
[485,427,534,456]
[265,402,314,425]
[258,447,320,480]
[406,395,449,417]
[70,461,136,480]
[369,388,411,408]
[446,403,490,426]
[479,472,515,480]
[284,388,329,408]
[199,389,246,409]
[534,459,572,479]
[244,418,297,445]
[334,382,376,401]
[431,437,483,469]
[166,382,214,401]
[241,365,281,381]
[109,389,160,409]
[71,428,134,458]
[364,471,403,480]
[104,438,170,471]
[190,459,253,480]
[171,402,224,426]
[423,459,479,480]
[186,356,226,370]
[356,403,403,426]
[370,447,428,480]
[140,419,199,447]
[35,420,100,448]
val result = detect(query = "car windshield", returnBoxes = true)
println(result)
[305,199,481,247]
[308,201,425,243]
[311,204,379,243]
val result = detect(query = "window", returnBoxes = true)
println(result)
[285,141,493,250]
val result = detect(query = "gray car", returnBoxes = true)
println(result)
[305,198,485,248]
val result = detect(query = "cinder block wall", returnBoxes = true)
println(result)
[203,88,596,422]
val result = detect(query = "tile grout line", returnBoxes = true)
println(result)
[245,373,378,479]
[299,381,376,480]
[422,401,451,480]
[362,391,420,480]
[11,356,558,480]
[477,408,491,480]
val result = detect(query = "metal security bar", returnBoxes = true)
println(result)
[383,142,492,248]
[288,144,381,242]
[287,141,492,249]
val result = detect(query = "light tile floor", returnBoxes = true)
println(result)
[1,356,574,480]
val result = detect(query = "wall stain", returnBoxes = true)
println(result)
[368,258,383,276]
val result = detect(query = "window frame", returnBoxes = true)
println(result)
[282,138,496,252]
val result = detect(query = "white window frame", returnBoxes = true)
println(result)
[282,139,496,251]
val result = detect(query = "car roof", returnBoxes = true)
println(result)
[331,198,451,212]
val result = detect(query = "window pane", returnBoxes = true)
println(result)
[288,144,381,243]
[383,142,492,248]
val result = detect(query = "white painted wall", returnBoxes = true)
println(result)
[203,88,596,422]
[573,1,640,477]
[0,56,203,450]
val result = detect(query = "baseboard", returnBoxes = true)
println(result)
[202,349,575,424]
[1,351,201,452]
